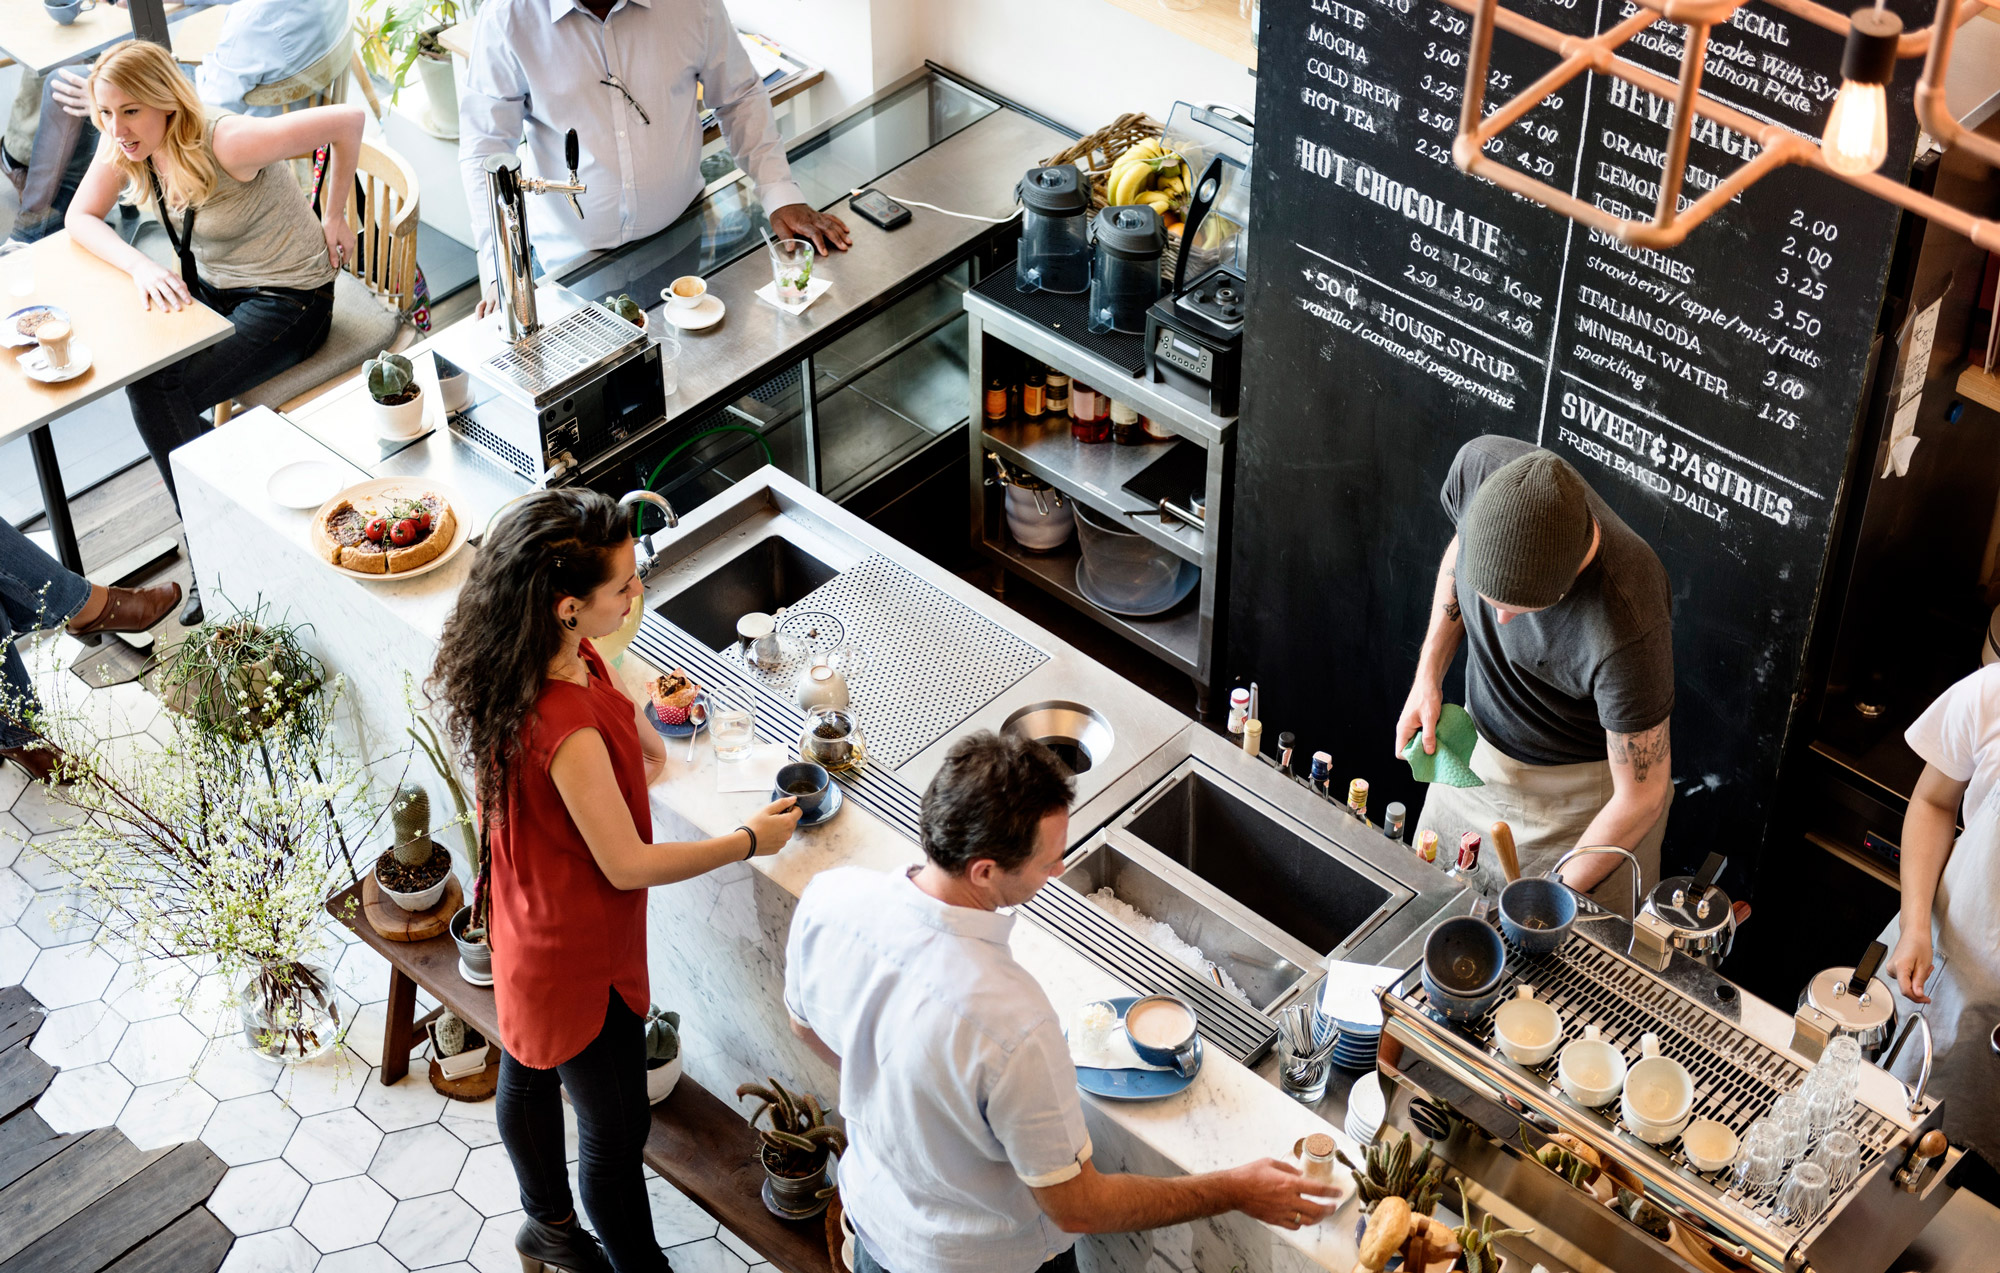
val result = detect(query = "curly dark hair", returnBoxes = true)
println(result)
[919,731,1075,874]
[427,489,631,821]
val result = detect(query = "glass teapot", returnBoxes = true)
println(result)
[799,706,866,772]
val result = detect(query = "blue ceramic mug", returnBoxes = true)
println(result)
[1498,877,1577,954]
[1422,916,1508,1022]
[1123,994,1201,1077]
[774,761,830,818]
[46,0,91,23]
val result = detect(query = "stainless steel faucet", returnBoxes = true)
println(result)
[618,490,680,579]
[484,128,588,344]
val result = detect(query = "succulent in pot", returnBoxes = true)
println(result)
[644,1005,681,1104]
[737,1078,845,1219]
[375,781,451,912]
[1451,1180,1532,1273]
[602,293,646,330]
[429,1009,491,1081]
[366,349,426,440]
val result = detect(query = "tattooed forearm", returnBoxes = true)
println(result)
[1608,721,1671,783]
[1442,569,1461,623]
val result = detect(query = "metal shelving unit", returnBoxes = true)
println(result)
[965,291,1235,711]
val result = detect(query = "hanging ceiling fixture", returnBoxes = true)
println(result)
[1444,0,1998,250]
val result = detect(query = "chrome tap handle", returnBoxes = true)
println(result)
[564,129,584,218]
[1882,1013,1935,1113]
[1546,845,1643,919]
[618,490,680,578]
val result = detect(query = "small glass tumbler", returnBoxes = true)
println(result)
[1776,1160,1832,1224]
[1770,1090,1811,1162]
[1822,1035,1863,1074]
[1810,1129,1862,1190]
[657,333,681,397]
[1734,1119,1786,1194]
[709,691,756,762]
[1804,1071,1848,1134]
[770,238,814,304]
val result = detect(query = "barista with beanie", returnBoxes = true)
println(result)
[429,488,800,1273]
[1396,437,1675,911]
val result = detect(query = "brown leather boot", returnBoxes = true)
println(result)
[0,743,71,784]
[67,581,182,637]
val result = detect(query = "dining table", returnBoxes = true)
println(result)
[1,231,232,574]
[0,0,207,77]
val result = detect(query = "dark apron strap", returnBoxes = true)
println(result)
[146,160,206,301]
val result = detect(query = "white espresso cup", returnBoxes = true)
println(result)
[1557,1024,1626,1108]
[35,318,72,370]
[1622,1032,1694,1143]
[666,274,707,310]
[1492,984,1564,1066]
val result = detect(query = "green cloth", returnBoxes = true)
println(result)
[1404,703,1484,788]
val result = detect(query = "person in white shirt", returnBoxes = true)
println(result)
[1881,663,2000,1160]
[784,732,1341,1273]
[459,0,849,316]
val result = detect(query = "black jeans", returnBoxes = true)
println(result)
[855,1236,1080,1273]
[125,281,333,508]
[497,992,669,1273]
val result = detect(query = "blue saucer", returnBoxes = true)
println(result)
[1073,996,1204,1101]
[773,779,842,827]
[647,694,707,739]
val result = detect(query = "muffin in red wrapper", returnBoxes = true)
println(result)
[649,669,701,725]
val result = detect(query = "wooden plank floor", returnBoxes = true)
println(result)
[0,987,231,1273]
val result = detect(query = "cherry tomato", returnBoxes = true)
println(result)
[418,510,433,531]
[390,518,419,547]
[364,517,388,542]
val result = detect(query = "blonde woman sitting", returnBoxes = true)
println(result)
[64,41,364,624]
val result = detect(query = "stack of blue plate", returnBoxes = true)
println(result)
[1326,1019,1381,1071]
[1316,961,1395,1072]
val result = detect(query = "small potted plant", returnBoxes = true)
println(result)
[1450,1181,1532,1273]
[366,350,425,440]
[644,1005,681,1103]
[601,293,646,332]
[356,0,467,139]
[429,1009,491,1082]
[737,1078,845,1219]
[155,602,324,743]
[374,781,452,913]
[406,695,492,987]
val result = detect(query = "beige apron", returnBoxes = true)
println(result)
[1414,717,1667,915]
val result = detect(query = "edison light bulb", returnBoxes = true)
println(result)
[1822,79,1889,174]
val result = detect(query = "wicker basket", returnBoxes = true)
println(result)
[1040,112,1165,213]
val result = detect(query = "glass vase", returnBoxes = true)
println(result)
[237,959,341,1062]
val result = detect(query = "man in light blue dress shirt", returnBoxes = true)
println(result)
[785,733,1341,1273]
[458,0,849,315]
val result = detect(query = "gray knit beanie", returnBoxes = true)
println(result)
[1459,451,1594,610]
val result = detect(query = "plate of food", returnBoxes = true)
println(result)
[5,304,70,349]
[644,669,706,738]
[310,479,467,580]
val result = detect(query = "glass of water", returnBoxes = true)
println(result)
[657,333,680,397]
[710,690,756,762]
[769,238,813,304]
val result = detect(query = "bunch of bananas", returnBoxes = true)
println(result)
[1104,138,1190,231]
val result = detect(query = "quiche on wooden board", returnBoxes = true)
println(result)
[313,491,457,575]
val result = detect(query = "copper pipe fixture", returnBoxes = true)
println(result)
[1444,0,2000,251]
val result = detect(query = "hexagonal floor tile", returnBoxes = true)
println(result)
[10,782,71,837]
[316,1246,410,1273]
[180,970,238,1038]
[0,762,27,814]
[117,1078,218,1150]
[29,1001,128,1068]
[10,837,73,890]
[357,1067,447,1133]
[205,1159,310,1236]
[192,1035,284,1101]
[333,941,393,1006]
[0,926,36,984]
[381,1191,482,1268]
[202,1090,301,1166]
[284,1106,383,1183]
[79,681,162,740]
[110,1014,209,1087]
[34,1062,133,1133]
[467,1210,526,1273]
[663,1237,750,1273]
[16,889,100,947]
[294,1173,396,1253]
[716,1225,760,1265]
[23,940,118,1008]
[645,1170,720,1248]
[0,866,30,925]
[371,1123,468,1201]
[441,1096,501,1150]
[453,1143,521,1218]
[216,1226,317,1273]
[274,1045,369,1116]
[104,955,206,1022]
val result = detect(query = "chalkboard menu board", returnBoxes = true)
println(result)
[1233,0,1927,872]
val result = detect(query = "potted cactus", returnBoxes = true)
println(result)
[1450,1181,1532,1273]
[366,349,426,440]
[737,1078,844,1219]
[644,1005,681,1104]
[601,293,646,331]
[428,1009,491,1082]
[374,781,452,913]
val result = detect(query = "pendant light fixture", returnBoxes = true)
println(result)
[1442,0,2000,251]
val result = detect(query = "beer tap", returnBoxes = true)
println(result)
[483,128,588,344]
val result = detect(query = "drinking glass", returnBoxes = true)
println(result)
[1810,1130,1862,1190]
[1804,1072,1848,1133]
[1776,1161,1832,1224]
[709,691,756,762]
[0,242,32,298]
[657,333,681,397]
[1822,1035,1863,1074]
[1770,1090,1811,1162]
[769,238,814,303]
[1734,1119,1786,1194]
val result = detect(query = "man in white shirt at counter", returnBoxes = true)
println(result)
[459,0,850,317]
[784,732,1340,1273]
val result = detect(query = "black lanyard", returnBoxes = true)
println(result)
[147,160,210,303]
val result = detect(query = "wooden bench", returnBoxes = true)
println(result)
[326,883,833,1273]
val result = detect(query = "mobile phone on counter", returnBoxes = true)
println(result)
[850,189,911,230]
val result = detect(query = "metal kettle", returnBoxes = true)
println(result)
[1632,852,1735,971]
[1792,938,1898,1062]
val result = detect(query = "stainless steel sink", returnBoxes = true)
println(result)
[651,533,838,649]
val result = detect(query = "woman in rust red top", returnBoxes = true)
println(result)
[431,489,799,1273]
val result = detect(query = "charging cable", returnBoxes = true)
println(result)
[850,188,1022,224]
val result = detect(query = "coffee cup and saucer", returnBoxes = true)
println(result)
[660,275,724,331]
[18,317,90,384]
[1072,995,1205,1100]
[774,760,841,827]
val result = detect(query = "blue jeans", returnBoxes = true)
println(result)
[497,992,668,1273]
[126,281,333,508]
[0,517,91,748]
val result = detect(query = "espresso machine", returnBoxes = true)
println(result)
[434,129,665,485]
[1372,909,1958,1273]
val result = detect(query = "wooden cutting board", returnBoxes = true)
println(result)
[361,872,463,942]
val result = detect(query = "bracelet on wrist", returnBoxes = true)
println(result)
[737,825,757,860]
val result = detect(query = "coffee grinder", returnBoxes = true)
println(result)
[1144,155,1244,417]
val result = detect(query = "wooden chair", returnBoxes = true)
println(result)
[215,140,420,424]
